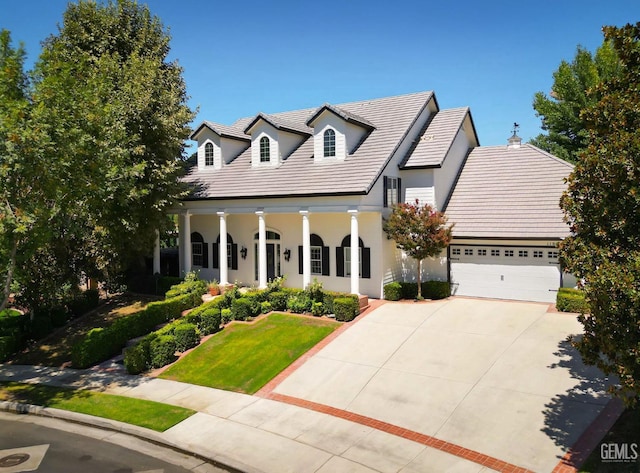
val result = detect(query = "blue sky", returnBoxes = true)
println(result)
[2,0,638,150]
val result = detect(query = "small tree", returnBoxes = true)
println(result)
[383,200,453,299]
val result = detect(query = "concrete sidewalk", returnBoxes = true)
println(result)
[0,364,499,473]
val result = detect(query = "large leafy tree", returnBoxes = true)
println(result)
[383,200,453,299]
[29,0,193,285]
[530,41,620,163]
[560,22,640,405]
[0,30,58,311]
[1,0,193,311]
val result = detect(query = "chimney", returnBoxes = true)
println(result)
[507,122,522,149]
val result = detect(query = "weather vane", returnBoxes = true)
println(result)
[512,122,520,136]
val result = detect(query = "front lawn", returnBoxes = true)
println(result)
[159,313,339,394]
[0,382,195,432]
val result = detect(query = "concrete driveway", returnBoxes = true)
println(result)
[272,298,616,472]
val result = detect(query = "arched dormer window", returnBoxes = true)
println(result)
[204,142,214,166]
[323,129,336,157]
[259,136,270,162]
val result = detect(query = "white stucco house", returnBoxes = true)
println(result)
[154,91,575,303]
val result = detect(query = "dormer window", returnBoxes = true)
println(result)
[323,129,336,157]
[205,142,214,166]
[259,136,270,162]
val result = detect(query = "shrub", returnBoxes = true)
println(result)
[221,308,233,324]
[218,284,240,309]
[174,323,199,352]
[334,297,360,322]
[164,272,207,299]
[46,306,70,327]
[30,316,53,340]
[123,336,153,374]
[0,336,17,362]
[157,276,183,296]
[306,278,324,303]
[199,308,222,335]
[287,292,311,313]
[556,287,589,313]
[311,302,324,317]
[422,281,450,300]
[268,291,289,311]
[383,282,402,301]
[71,291,203,368]
[150,334,177,368]
[68,289,100,316]
[399,282,418,299]
[260,301,272,314]
[232,297,257,321]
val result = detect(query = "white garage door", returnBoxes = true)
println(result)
[450,245,561,303]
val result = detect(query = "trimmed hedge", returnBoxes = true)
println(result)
[391,281,451,300]
[72,290,203,368]
[268,291,289,311]
[383,282,402,301]
[151,334,177,368]
[199,308,222,335]
[174,323,199,352]
[334,297,359,322]
[556,287,589,313]
[232,297,258,321]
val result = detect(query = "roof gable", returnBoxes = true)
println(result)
[401,107,477,169]
[190,121,250,142]
[244,112,312,136]
[306,103,376,130]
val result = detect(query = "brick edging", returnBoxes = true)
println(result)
[263,392,534,473]
[552,397,625,472]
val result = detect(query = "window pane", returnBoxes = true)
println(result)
[324,129,336,157]
[205,143,214,166]
[311,246,322,275]
[260,137,270,162]
[192,242,203,267]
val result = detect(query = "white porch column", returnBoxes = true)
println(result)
[300,210,311,289]
[153,230,161,275]
[257,210,267,289]
[183,212,192,275]
[217,212,228,285]
[349,209,359,295]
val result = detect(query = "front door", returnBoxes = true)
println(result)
[267,243,276,280]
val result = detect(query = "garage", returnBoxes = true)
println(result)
[449,245,562,303]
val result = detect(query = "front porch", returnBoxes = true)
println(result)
[152,207,383,298]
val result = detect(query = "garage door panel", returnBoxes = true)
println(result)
[450,246,560,303]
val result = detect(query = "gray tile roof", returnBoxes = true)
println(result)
[244,112,313,136]
[401,107,470,168]
[191,121,250,141]
[444,144,573,239]
[306,103,375,130]
[184,91,434,199]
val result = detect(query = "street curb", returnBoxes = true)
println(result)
[0,401,245,473]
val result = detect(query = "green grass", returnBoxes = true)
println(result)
[580,406,640,472]
[0,382,195,432]
[160,313,339,394]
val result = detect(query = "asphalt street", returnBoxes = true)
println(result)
[0,413,226,473]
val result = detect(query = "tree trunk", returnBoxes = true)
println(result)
[417,258,422,299]
[0,239,18,312]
